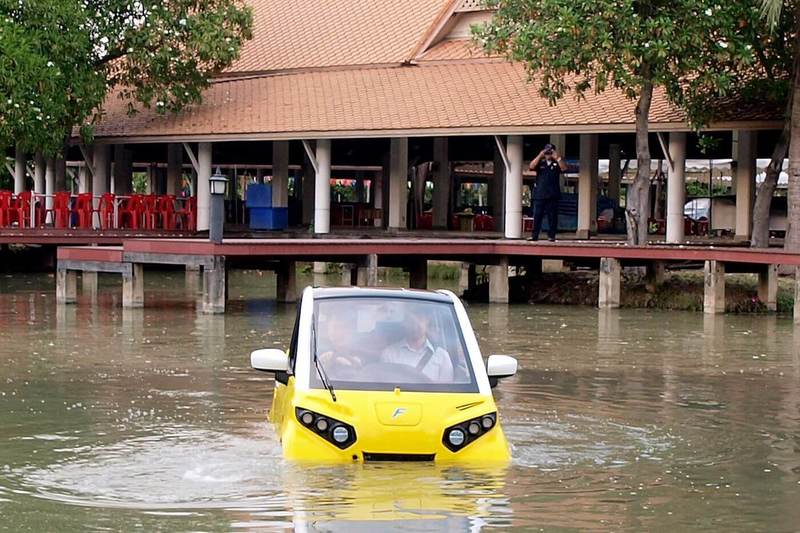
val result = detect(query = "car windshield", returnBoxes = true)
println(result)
[310,296,478,393]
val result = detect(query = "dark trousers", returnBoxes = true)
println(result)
[532,198,559,240]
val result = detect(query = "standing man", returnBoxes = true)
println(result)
[528,143,567,241]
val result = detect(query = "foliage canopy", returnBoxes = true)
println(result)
[0,0,252,155]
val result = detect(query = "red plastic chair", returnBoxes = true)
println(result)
[10,191,33,228]
[474,214,495,232]
[118,195,142,229]
[175,196,197,232]
[97,193,116,229]
[0,190,13,228]
[158,195,177,230]
[71,193,95,229]
[118,195,144,229]
[46,192,72,229]
[416,212,433,230]
[141,194,160,230]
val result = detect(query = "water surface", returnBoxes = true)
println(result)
[0,271,798,531]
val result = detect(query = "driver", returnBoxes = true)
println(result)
[380,310,454,382]
[318,314,362,378]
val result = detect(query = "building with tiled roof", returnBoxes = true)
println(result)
[91,0,777,142]
[12,0,778,244]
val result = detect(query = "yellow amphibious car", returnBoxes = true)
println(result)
[250,287,518,463]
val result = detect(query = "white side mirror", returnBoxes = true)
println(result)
[487,354,517,379]
[251,348,289,373]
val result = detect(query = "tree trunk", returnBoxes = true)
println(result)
[753,120,790,248]
[787,40,800,252]
[754,18,799,249]
[625,80,653,245]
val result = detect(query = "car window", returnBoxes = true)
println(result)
[287,300,302,373]
[310,297,478,393]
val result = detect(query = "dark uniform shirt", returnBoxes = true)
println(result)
[533,159,562,200]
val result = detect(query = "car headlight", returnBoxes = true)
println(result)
[295,407,357,449]
[442,412,497,452]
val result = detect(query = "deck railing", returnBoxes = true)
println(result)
[0,191,195,232]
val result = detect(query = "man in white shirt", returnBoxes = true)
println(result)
[380,311,454,383]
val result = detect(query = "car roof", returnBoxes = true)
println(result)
[310,286,454,303]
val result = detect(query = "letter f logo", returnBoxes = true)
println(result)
[392,407,406,419]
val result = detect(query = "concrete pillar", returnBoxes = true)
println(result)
[197,142,212,232]
[113,145,133,195]
[277,260,297,303]
[666,132,687,243]
[93,145,109,226]
[78,166,89,194]
[202,256,226,314]
[432,137,449,229]
[14,145,26,194]
[598,257,622,309]
[608,144,622,204]
[185,265,201,293]
[389,138,409,230]
[34,153,45,194]
[734,130,756,241]
[550,134,567,190]
[645,261,666,293]
[167,143,183,196]
[357,254,379,286]
[314,139,331,234]
[45,158,55,218]
[795,267,800,325]
[145,163,156,194]
[408,259,428,289]
[272,141,289,208]
[703,260,725,314]
[504,136,523,239]
[56,269,77,305]
[82,271,98,301]
[758,264,778,312]
[123,263,145,308]
[301,151,315,227]
[373,169,384,227]
[577,134,599,239]
[55,156,66,192]
[491,147,505,233]
[459,263,470,295]
[488,257,510,304]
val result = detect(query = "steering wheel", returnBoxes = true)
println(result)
[361,362,432,383]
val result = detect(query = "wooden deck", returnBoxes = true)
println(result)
[57,237,800,268]
[53,237,800,320]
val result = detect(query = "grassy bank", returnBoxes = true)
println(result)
[464,267,796,314]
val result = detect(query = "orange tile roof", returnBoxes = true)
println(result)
[228,0,451,74]
[417,39,487,61]
[96,62,755,141]
[90,0,779,141]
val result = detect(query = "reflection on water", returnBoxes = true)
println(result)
[0,270,799,530]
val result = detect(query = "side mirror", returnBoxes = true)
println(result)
[487,354,517,380]
[251,348,289,373]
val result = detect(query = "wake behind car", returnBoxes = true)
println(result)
[250,287,518,462]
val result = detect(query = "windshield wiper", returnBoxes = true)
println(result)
[311,315,337,402]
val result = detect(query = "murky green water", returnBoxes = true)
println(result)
[0,270,799,531]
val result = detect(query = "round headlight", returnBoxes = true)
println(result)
[300,411,314,425]
[481,415,495,430]
[315,418,329,432]
[468,421,481,435]
[448,428,466,447]
[332,426,350,443]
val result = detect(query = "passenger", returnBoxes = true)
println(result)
[380,310,454,382]
[318,314,362,378]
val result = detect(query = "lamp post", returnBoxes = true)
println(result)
[209,168,228,244]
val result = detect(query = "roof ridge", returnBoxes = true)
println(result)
[408,0,461,62]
